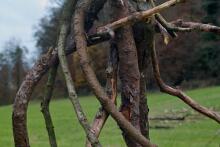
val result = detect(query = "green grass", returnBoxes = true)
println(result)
[0,86,220,147]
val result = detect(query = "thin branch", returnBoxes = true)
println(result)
[57,0,101,146]
[98,0,185,33]
[74,0,156,146]
[155,14,178,38]
[150,0,177,38]
[41,64,58,147]
[86,42,118,147]
[170,19,220,34]
[156,20,171,45]
[150,43,220,124]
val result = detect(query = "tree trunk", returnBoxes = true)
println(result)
[111,0,141,146]
[132,0,155,139]
[133,21,154,139]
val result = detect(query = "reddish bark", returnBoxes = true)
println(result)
[111,0,141,146]
[86,42,118,147]
[133,21,154,139]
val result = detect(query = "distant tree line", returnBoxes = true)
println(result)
[1,0,220,105]
[0,39,27,105]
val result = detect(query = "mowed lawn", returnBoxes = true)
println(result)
[0,86,220,147]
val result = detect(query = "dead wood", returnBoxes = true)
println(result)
[57,0,101,146]
[73,0,156,146]
[150,43,220,124]
[86,42,118,147]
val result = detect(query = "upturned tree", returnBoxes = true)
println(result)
[12,0,220,147]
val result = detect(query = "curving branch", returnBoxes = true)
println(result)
[170,19,220,34]
[150,43,220,124]
[12,48,56,147]
[57,0,101,146]
[86,42,118,147]
[41,64,58,147]
[73,0,156,146]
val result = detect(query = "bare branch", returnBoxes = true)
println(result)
[150,0,177,38]
[57,0,101,146]
[86,42,118,147]
[150,44,220,124]
[73,0,156,146]
[41,64,58,147]
[170,19,220,34]
[98,0,185,33]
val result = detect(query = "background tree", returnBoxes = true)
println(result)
[0,39,27,105]
[189,0,220,83]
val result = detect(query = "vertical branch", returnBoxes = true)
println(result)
[57,0,101,146]
[133,21,154,139]
[86,42,118,147]
[41,64,58,147]
[74,0,155,146]
[113,0,142,146]
[132,0,155,139]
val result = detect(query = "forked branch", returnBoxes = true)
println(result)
[150,44,220,124]
[74,0,156,146]
[57,0,101,146]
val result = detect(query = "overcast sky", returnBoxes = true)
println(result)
[0,0,52,59]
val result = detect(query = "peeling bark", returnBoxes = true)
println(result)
[112,0,141,146]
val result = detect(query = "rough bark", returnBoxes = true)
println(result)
[130,0,155,139]
[73,0,155,146]
[98,0,185,33]
[133,20,154,139]
[12,48,56,147]
[170,19,220,33]
[86,42,118,147]
[111,0,141,146]
[57,0,101,146]
[41,64,58,147]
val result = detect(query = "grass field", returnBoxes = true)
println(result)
[0,86,220,147]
